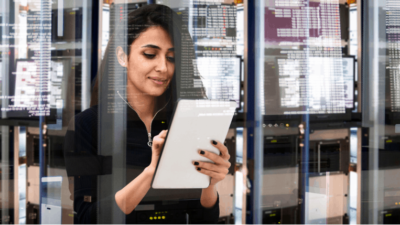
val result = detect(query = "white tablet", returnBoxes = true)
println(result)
[152,99,236,189]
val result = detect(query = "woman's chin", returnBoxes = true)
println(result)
[146,88,168,97]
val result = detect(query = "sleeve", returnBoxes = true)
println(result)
[201,194,220,224]
[71,175,97,224]
[190,193,220,224]
[64,108,103,224]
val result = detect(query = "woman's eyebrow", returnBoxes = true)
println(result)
[142,44,160,49]
[142,44,174,51]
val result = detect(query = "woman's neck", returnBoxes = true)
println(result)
[126,85,157,131]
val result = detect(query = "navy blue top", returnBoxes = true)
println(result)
[64,102,219,224]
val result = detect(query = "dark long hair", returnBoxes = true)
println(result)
[90,4,206,108]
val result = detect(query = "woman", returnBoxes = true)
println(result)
[64,4,231,224]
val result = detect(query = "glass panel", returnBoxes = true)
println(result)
[89,1,241,223]
[361,0,400,223]
[255,0,357,224]
[0,0,92,224]
[253,0,400,224]
[0,0,243,224]
[8,0,400,224]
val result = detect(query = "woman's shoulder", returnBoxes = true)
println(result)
[75,105,98,120]
[68,105,99,132]
[76,105,98,121]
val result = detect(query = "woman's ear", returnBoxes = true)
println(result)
[116,46,128,68]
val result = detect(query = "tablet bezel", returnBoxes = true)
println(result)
[151,99,236,189]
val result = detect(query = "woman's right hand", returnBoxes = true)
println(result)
[149,130,168,169]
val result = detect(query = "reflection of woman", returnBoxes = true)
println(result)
[65,4,230,224]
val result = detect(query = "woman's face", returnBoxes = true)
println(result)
[117,26,175,97]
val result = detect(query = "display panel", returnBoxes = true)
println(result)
[5,58,62,122]
[173,3,241,108]
[195,56,241,108]
[13,60,38,109]
[11,59,67,118]
[385,1,400,124]
[0,1,62,124]
[263,0,349,116]
[342,56,355,109]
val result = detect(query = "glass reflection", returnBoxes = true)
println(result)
[65,3,237,224]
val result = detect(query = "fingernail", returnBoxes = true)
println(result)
[197,168,201,171]
[200,150,205,155]
[194,161,199,166]
[212,140,217,145]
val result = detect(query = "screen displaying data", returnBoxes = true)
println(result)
[342,57,355,109]
[386,1,400,113]
[175,1,240,108]
[0,0,82,124]
[264,0,347,115]
[1,0,55,119]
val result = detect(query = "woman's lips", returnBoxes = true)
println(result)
[149,77,166,85]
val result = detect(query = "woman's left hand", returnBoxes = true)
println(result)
[194,140,231,186]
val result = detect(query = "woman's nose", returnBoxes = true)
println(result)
[155,57,168,73]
